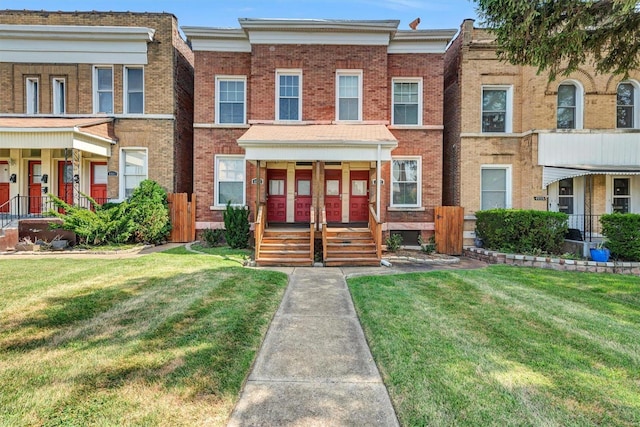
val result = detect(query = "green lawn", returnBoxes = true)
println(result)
[348,265,640,427]
[0,247,287,426]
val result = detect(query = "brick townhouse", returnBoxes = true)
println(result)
[444,19,640,245]
[183,19,455,265]
[0,10,193,216]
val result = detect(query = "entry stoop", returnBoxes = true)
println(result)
[324,227,380,267]
[256,229,314,266]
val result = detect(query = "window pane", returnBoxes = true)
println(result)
[94,164,108,185]
[127,68,143,91]
[298,180,311,196]
[482,89,507,132]
[219,103,244,124]
[128,93,144,114]
[617,106,634,128]
[339,98,358,120]
[218,182,244,205]
[279,75,299,97]
[326,180,339,196]
[97,69,112,90]
[218,159,244,181]
[279,98,299,120]
[614,178,630,196]
[218,80,245,124]
[618,83,634,128]
[124,151,145,175]
[392,160,418,182]
[98,92,113,114]
[339,75,358,97]
[392,160,418,206]
[269,179,285,196]
[352,180,367,196]
[0,163,9,183]
[557,107,575,129]
[393,182,417,205]
[393,105,418,125]
[559,178,573,195]
[558,84,576,107]
[481,169,506,209]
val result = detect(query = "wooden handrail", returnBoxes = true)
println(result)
[369,204,382,260]
[309,206,315,262]
[321,206,327,264]
[255,204,266,259]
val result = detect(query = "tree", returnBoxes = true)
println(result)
[474,0,640,79]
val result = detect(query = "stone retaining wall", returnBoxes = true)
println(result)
[464,247,640,275]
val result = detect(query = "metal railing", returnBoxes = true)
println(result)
[1,195,110,229]
[566,214,603,242]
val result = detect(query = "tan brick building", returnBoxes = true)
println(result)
[444,19,640,245]
[184,19,455,264]
[0,10,193,215]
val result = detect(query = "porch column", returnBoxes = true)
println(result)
[256,160,261,214]
[376,143,381,218]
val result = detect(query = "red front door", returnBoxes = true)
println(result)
[294,170,312,223]
[28,161,42,214]
[349,171,369,222]
[0,161,9,213]
[325,169,342,223]
[91,162,108,204]
[267,169,287,223]
[58,161,74,206]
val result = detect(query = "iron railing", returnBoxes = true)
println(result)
[566,214,603,242]
[1,195,110,229]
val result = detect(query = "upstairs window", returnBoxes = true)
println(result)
[392,78,422,125]
[125,67,144,114]
[94,67,113,114]
[26,77,39,114]
[276,70,302,121]
[336,70,362,121]
[52,78,65,114]
[481,86,512,133]
[556,81,583,129]
[617,82,637,128]
[216,76,246,124]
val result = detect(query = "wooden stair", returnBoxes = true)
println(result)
[324,227,380,267]
[256,229,313,267]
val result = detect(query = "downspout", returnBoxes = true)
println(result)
[376,143,381,217]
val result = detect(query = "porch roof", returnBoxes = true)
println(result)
[237,124,398,161]
[543,166,640,188]
[0,118,116,157]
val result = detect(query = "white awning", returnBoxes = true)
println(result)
[543,166,640,188]
[237,124,398,161]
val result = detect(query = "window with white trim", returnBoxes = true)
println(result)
[276,70,301,121]
[556,80,583,129]
[121,148,147,198]
[52,78,65,114]
[481,86,512,133]
[94,67,113,114]
[391,157,421,207]
[617,81,639,129]
[26,77,39,114]
[215,156,245,206]
[124,67,144,114]
[612,177,631,213]
[216,76,246,124]
[392,78,422,125]
[481,165,512,210]
[336,70,362,121]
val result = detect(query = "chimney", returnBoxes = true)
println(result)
[409,17,420,30]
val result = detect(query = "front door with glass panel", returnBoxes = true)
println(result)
[325,169,342,223]
[28,161,42,213]
[267,169,286,223]
[558,178,574,214]
[0,161,9,213]
[613,178,630,213]
[58,161,74,206]
[294,170,312,223]
[91,162,108,204]
[349,171,369,222]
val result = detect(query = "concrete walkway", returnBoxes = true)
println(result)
[228,267,400,427]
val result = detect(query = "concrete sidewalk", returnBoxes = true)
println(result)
[228,267,399,427]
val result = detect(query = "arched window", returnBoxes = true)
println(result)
[617,81,639,128]
[557,81,583,129]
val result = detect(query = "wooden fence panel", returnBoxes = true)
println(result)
[168,193,196,243]
[435,206,464,255]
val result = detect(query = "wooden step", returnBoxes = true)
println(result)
[256,257,313,267]
[259,250,311,258]
[262,238,310,245]
[324,257,381,267]
[326,243,376,251]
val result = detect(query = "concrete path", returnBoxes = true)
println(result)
[228,267,399,427]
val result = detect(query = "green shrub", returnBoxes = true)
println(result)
[385,233,403,252]
[600,213,640,261]
[475,209,568,254]
[223,202,250,249]
[418,234,437,254]
[201,228,225,247]
[127,180,171,245]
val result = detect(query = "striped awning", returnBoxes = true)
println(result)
[543,166,640,188]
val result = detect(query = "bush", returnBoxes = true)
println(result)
[475,209,568,254]
[600,213,640,261]
[201,228,225,247]
[127,180,171,244]
[223,202,250,249]
[418,234,437,254]
[385,233,403,252]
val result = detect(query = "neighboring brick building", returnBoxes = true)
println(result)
[0,10,193,214]
[444,19,640,245]
[184,18,455,264]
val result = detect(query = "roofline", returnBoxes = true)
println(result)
[394,29,458,43]
[238,18,400,33]
[0,24,155,41]
[181,27,246,39]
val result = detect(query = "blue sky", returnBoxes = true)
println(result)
[1,0,478,30]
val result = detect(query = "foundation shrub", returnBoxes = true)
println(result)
[600,213,640,261]
[127,180,172,245]
[223,202,250,249]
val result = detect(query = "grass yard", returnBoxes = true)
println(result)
[0,247,287,426]
[348,265,640,427]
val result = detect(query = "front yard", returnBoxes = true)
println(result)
[348,266,640,426]
[0,247,287,426]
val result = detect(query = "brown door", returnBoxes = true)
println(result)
[28,161,42,214]
[91,162,108,204]
[349,170,369,222]
[294,170,312,223]
[435,206,464,255]
[0,161,9,213]
[325,169,342,223]
[58,161,74,206]
[267,169,287,223]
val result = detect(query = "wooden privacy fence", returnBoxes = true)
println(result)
[167,193,196,243]
[435,206,464,255]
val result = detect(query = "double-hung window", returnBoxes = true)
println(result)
[336,70,362,121]
[617,82,638,128]
[94,67,113,114]
[481,86,512,133]
[556,81,583,129]
[392,78,422,125]
[216,76,246,124]
[52,78,65,114]
[26,77,39,114]
[215,156,245,206]
[481,165,512,210]
[391,157,421,207]
[125,67,144,114]
[276,70,302,121]
[121,148,147,198]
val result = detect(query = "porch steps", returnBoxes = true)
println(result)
[324,227,380,267]
[256,229,313,267]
